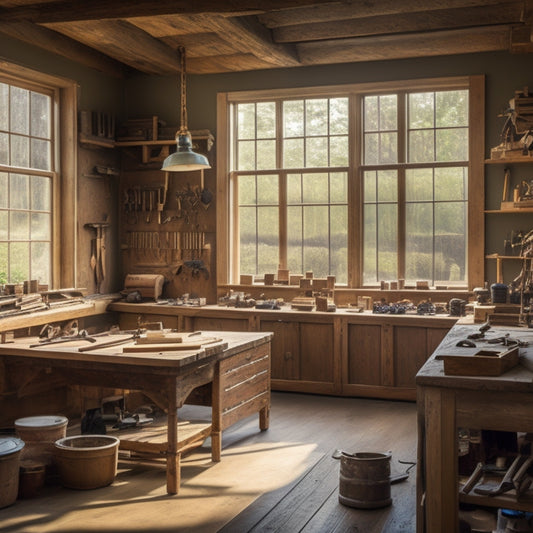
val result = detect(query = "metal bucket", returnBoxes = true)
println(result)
[338,451,392,509]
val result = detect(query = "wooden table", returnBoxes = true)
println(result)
[0,330,272,494]
[416,323,533,532]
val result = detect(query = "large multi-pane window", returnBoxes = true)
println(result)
[221,77,482,288]
[362,90,468,286]
[0,78,54,285]
[235,98,349,283]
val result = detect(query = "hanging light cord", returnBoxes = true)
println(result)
[178,46,188,134]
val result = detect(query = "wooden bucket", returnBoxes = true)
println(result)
[0,437,25,508]
[338,451,392,509]
[54,435,119,490]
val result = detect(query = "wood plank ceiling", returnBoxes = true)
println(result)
[0,0,532,77]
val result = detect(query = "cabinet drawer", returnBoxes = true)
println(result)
[219,342,270,428]
[219,342,270,390]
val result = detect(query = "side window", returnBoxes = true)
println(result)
[0,78,54,285]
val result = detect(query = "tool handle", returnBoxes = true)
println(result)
[513,456,533,487]
[461,462,484,494]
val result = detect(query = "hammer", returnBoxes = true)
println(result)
[85,222,109,293]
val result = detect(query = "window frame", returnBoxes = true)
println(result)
[217,76,485,291]
[0,61,78,288]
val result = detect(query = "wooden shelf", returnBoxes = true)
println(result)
[485,253,527,283]
[115,129,214,164]
[459,486,533,513]
[485,208,533,213]
[485,254,525,260]
[79,133,115,148]
[485,156,533,164]
[116,416,212,455]
[115,130,214,149]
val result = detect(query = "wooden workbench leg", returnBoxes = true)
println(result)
[416,387,426,533]
[166,381,180,494]
[424,387,458,533]
[259,404,270,430]
[211,361,222,462]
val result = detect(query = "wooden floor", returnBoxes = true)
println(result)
[1,392,417,533]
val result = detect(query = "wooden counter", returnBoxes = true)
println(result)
[0,330,272,495]
[109,302,458,400]
[0,299,111,335]
[416,324,533,532]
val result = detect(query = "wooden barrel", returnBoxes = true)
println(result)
[338,451,392,509]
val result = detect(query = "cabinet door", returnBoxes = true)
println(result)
[299,322,334,383]
[394,326,450,388]
[346,324,382,385]
[260,320,300,380]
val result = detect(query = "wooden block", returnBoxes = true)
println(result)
[264,273,275,286]
[305,271,314,279]
[500,201,515,210]
[473,305,495,323]
[300,278,312,289]
[416,280,430,290]
[240,274,254,285]
[315,296,329,312]
[487,313,522,327]
[357,296,373,310]
[290,274,303,286]
[291,296,315,311]
[277,269,289,281]
[327,275,336,289]
[390,281,398,290]
[312,278,327,290]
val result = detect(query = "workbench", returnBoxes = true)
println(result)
[416,323,533,532]
[0,330,272,494]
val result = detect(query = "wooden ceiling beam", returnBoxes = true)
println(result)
[273,3,525,42]
[0,0,341,23]
[510,23,533,52]
[43,19,180,75]
[260,0,524,28]
[298,25,512,65]
[179,14,301,68]
[187,53,281,74]
[0,20,126,77]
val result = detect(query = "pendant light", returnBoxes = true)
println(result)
[162,46,210,172]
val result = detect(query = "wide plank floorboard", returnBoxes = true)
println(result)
[222,392,417,533]
[0,392,417,533]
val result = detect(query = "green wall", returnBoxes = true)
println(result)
[0,34,123,114]
[123,50,533,149]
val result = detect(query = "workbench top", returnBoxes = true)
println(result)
[416,323,533,392]
[0,330,273,370]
